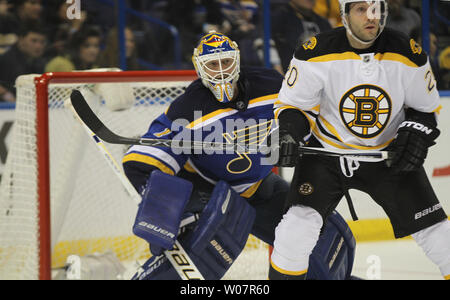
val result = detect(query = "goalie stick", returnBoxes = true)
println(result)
[67,89,204,280]
[70,89,393,162]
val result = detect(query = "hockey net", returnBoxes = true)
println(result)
[0,70,269,280]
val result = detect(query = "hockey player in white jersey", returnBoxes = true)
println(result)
[270,0,450,280]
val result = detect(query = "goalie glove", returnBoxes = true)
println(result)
[133,171,193,255]
[388,113,440,172]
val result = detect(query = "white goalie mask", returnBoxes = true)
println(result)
[192,32,240,104]
[339,0,388,45]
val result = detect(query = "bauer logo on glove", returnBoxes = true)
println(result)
[133,171,193,251]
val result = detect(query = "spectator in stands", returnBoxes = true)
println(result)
[219,0,258,38]
[411,28,445,90]
[0,0,16,54]
[45,26,101,72]
[161,0,225,68]
[98,27,141,71]
[1,0,46,55]
[432,0,450,39]
[0,21,47,102]
[386,0,421,38]
[439,47,450,90]
[428,32,444,90]
[272,0,332,73]
[313,0,342,27]
[218,0,275,69]
[425,32,447,91]
[13,0,42,22]
[79,0,116,35]
[44,1,87,59]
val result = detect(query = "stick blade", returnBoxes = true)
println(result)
[70,89,104,134]
[70,89,137,145]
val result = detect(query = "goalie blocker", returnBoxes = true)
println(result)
[132,171,356,280]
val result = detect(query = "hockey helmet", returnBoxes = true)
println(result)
[192,31,240,103]
[339,0,388,45]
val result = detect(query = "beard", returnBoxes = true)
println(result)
[349,22,380,43]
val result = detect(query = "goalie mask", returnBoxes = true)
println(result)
[339,0,388,45]
[192,32,240,104]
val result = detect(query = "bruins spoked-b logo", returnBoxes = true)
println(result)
[339,84,392,138]
[298,182,314,196]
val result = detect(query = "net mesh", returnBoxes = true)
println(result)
[0,71,268,280]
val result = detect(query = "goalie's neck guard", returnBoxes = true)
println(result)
[192,31,240,104]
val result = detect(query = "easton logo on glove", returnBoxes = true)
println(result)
[398,121,435,136]
[388,117,440,172]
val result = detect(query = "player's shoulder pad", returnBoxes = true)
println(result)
[294,27,347,62]
[379,28,428,67]
[242,66,284,82]
[241,66,283,97]
[165,79,217,123]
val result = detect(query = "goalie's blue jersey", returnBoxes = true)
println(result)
[123,67,283,198]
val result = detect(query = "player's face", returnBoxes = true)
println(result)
[204,58,236,81]
[347,2,381,43]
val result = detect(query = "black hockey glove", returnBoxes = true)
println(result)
[277,130,304,167]
[273,108,310,167]
[388,119,440,172]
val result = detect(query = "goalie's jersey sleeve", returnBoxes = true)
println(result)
[123,67,283,197]
[275,27,442,151]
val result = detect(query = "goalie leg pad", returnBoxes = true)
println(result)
[270,208,355,280]
[133,170,193,251]
[184,180,256,279]
[133,180,256,280]
[307,211,356,280]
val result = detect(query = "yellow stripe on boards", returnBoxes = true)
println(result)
[49,234,266,269]
[347,216,450,242]
[51,236,150,268]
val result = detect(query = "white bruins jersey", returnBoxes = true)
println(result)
[274,27,441,150]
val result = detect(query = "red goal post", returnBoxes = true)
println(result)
[1,70,197,280]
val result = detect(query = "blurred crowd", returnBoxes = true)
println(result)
[0,0,449,102]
